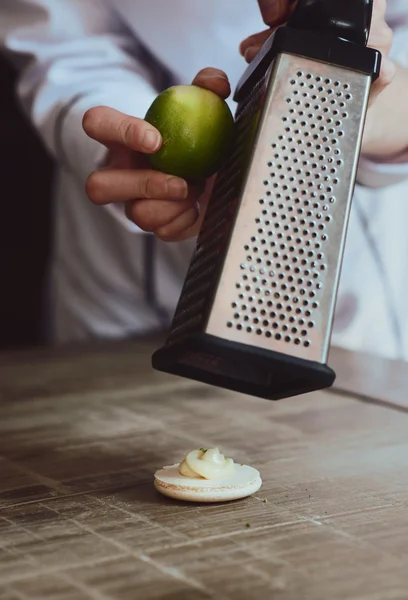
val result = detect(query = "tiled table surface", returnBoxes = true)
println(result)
[0,340,407,600]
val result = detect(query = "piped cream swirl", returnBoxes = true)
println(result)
[178,448,235,480]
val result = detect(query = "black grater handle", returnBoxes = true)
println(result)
[234,0,380,103]
[152,334,335,401]
[289,0,374,46]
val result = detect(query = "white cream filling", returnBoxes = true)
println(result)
[178,448,235,480]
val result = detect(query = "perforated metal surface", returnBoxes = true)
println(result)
[166,73,269,347]
[206,54,371,362]
[229,70,350,347]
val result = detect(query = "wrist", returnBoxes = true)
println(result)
[361,63,408,160]
[362,121,408,162]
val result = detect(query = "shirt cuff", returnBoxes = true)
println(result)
[357,153,408,188]
[356,27,408,188]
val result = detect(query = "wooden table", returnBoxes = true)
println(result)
[0,339,407,600]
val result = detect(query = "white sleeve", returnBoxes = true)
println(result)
[357,1,408,188]
[0,0,158,188]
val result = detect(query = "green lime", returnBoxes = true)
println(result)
[145,84,234,181]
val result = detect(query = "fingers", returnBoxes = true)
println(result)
[240,29,271,60]
[367,0,395,104]
[125,186,201,238]
[369,0,393,55]
[125,177,215,242]
[153,204,200,241]
[83,106,162,153]
[243,45,263,64]
[86,168,188,205]
[83,94,220,243]
[257,0,297,26]
[153,174,216,242]
[371,0,387,21]
[192,67,231,99]
[126,197,197,233]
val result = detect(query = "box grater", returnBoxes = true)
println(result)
[152,0,381,400]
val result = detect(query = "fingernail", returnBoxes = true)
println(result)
[381,57,396,84]
[167,177,188,198]
[194,200,201,218]
[142,129,161,151]
[244,47,256,62]
[206,72,228,80]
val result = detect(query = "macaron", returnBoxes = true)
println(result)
[154,462,262,503]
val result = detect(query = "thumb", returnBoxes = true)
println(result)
[192,67,231,99]
[177,175,217,240]
[240,29,272,59]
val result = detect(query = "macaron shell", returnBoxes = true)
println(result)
[154,463,262,503]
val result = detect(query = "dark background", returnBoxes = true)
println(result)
[0,55,54,350]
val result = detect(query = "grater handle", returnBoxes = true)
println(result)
[153,334,336,401]
[289,0,374,46]
[234,0,380,104]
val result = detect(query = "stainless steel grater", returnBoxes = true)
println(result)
[152,0,381,400]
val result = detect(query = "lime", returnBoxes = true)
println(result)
[145,85,234,181]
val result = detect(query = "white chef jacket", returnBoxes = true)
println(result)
[1,0,408,361]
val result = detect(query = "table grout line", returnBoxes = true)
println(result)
[58,571,112,600]
[94,493,312,543]
[299,502,397,522]
[302,507,408,568]
[1,499,401,589]
[0,481,151,513]
[2,455,71,495]
[97,498,401,554]
[0,524,69,587]
[245,562,290,591]
[317,518,406,564]
[140,502,402,554]
[139,553,228,599]
[0,515,45,542]
[90,496,190,543]
[328,387,408,415]
[237,513,405,578]
[40,502,216,598]
[0,553,130,587]
[143,518,312,554]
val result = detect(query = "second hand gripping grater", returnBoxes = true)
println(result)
[152,0,381,400]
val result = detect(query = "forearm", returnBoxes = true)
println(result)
[362,63,408,160]
[0,0,158,186]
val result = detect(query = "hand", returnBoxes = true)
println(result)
[83,68,230,242]
[240,0,395,105]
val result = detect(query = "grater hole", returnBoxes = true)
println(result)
[229,69,340,347]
